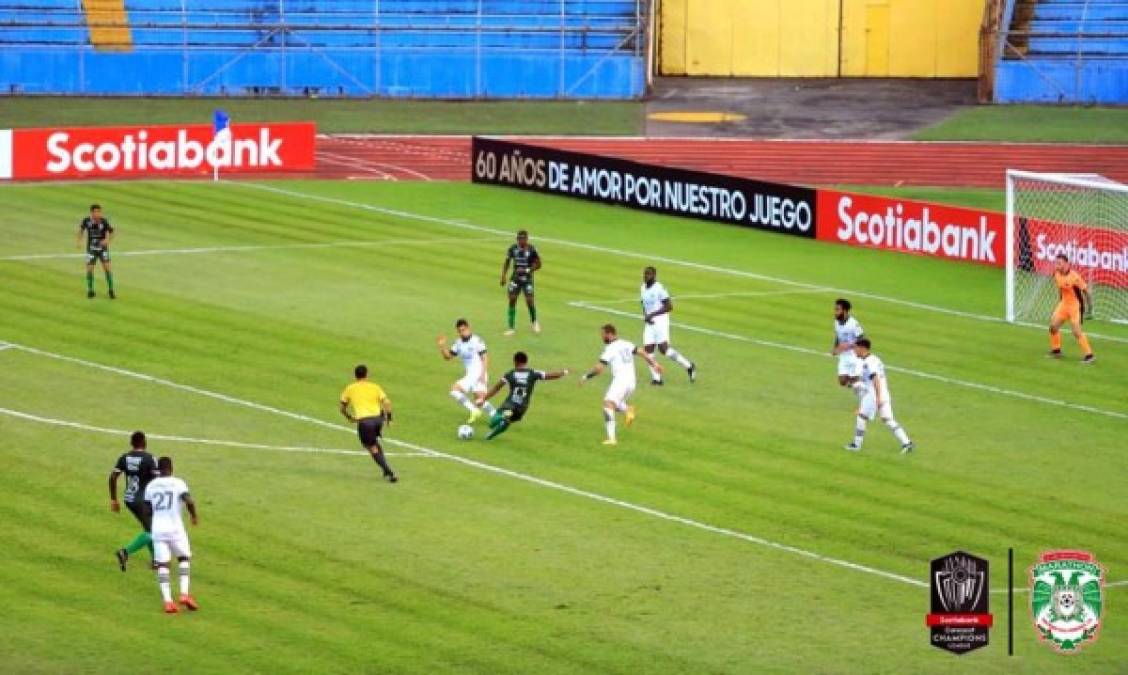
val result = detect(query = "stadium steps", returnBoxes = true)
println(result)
[997,0,1128,102]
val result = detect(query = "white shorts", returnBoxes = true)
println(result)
[455,369,487,395]
[858,393,894,421]
[837,352,861,377]
[604,378,636,408]
[152,533,192,563]
[642,315,671,346]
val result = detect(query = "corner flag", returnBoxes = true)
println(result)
[210,109,232,181]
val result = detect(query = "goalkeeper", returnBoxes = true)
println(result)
[1048,254,1095,363]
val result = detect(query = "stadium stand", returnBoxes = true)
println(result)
[0,0,647,97]
[994,0,1128,103]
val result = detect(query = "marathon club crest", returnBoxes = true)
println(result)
[1030,550,1105,653]
[926,551,992,654]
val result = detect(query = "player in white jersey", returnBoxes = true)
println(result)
[437,318,497,424]
[844,338,914,454]
[831,299,866,401]
[143,456,199,613]
[640,266,697,385]
[581,324,663,445]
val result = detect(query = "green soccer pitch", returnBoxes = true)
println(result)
[1,179,1124,673]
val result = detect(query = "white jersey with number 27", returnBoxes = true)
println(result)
[144,476,191,541]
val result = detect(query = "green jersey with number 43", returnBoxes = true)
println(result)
[502,367,547,410]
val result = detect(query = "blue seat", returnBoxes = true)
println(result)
[0,0,644,97]
[1029,37,1128,55]
[1034,3,1128,21]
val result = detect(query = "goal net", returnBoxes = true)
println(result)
[1006,170,1128,325]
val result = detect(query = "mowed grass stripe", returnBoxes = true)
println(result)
[5,332,1124,594]
[0,424,924,672]
[4,183,1123,571]
[3,180,1125,672]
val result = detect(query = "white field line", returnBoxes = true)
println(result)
[0,343,11,352]
[0,407,432,458]
[0,236,504,262]
[584,289,829,305]
[227,181,1128,345]
[570,301,1128,421]
[4,341,929,591]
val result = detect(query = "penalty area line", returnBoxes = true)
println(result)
[569,301,1127,422]
[0,235,504,263]
[0,408,434,458]
[226,181,1128,345]
[6,340,929,592]
[581,289,829,305]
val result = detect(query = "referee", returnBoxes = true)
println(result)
[339,364,398,483]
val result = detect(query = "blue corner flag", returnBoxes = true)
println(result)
[213,109,230,136]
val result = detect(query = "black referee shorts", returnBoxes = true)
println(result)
[357,415,385,448]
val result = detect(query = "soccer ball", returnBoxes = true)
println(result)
[457,424,474,440]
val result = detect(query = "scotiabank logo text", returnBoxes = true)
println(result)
[1034,234,1128,272]
[46,129,282,173]
[817,191,1004,266]
[1021,218,1128,288]
[6,122,315,180]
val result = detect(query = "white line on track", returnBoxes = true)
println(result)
[0,407,432,458]
[0,236,503,262]
[569,301,1127,421]
[226,181,1128,344]
[319,151,399,181]
[318,151,406,182]
[319,149,434,182]
[4,340,929,591]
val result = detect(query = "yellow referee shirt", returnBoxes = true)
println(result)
[340,381,387,419]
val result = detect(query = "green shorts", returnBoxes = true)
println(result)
[498,401,528,422]
[507,277,534,296]
[86,248,111,265]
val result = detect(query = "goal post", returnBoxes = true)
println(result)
[1005,170,1128,325]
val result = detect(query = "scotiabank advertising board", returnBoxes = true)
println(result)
[1019,218,1128,288]
[0,122,315,180]
[817,190,1006,267]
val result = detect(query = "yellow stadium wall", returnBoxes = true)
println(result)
[659,0,982,78]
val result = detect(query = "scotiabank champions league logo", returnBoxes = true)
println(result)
[927,551,992,655]
[1030,551,1104,653]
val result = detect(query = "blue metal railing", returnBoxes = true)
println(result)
[0,0,649,98]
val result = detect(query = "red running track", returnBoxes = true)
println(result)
[315,135,1128,188]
